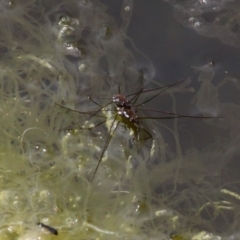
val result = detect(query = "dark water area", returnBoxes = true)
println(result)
[102,0,240,82]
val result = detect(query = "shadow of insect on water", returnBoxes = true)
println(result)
[56,80,221,182]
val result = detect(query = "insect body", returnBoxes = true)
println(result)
[117,105,139,125]
[57,80,220,182]
[112,94,130,107]
[113,94,140,127]
[90,84,187,182]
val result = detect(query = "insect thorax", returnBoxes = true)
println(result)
[112,94,130,107]
[117,107,139,125]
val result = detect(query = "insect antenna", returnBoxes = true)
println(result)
[88,96,104,108]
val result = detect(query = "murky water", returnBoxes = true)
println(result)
[0,0,240,239]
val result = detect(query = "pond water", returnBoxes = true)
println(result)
[0,0,239,239]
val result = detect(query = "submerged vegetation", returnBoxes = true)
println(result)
[0,0,240,239]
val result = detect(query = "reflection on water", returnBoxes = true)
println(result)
[0,0,240,239]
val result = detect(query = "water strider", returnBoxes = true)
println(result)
[56,80,221,182]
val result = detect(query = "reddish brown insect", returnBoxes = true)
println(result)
[56,80,220,182]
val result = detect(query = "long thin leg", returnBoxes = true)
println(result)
[55,103,96,115]
[56,101,113,117]
[135,80,184,107]
[129,88,144,105]
[88,96,103,108]
[91,115,119,182]
[137,107,221,119]
[57,103,106,131]
[139,116,219,120]
[117,85,121,94]
[61,120,107,131]
[56,101,113,131]
[126,80,184,102]
[139,127,152,140]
